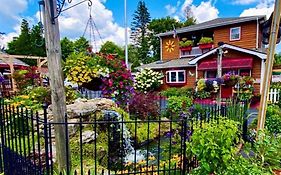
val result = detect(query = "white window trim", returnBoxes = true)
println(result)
[166,70,186,83]
[230,27,241,41]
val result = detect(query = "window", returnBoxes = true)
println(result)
[230,27,241,41]
[166,70,186,83]
[205,71,217,78]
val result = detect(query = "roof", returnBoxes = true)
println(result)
[157,16,266,37]
[136,58,194,70]
[189,43,267,64]
[0,57,29,67]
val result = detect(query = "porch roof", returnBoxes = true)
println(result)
[198,57,253,70]
[136,58,194,70]
[189,43,267,65]
[0,58,29,68]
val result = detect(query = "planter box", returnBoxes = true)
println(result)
[180,46,192,51]
[199,43,213,50]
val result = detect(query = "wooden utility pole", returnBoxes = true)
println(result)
[41,0,69,171]
[257,0,281,130]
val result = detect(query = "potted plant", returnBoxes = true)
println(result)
[179,38,193,51]
[198,37,213,50]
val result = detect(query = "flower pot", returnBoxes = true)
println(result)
[274,170,281,175]
[180,46,192,51]
[199,43,213,50]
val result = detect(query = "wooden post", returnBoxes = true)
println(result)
[257,0,281,130]
[41,0,69,171]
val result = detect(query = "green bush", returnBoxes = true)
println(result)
[188,118,240,174]
[244,130,281,171]
[179,38,193,47]
[160,87,194,98]
[265,104,281,134]
[167,96,193,114]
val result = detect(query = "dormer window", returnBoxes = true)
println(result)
[230,27,241,41]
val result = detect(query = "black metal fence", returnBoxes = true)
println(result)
[0,99,249,175]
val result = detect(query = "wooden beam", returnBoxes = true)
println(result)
[0,53,47,60]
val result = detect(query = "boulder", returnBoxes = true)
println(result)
[47,98,116,120]
[82,130,98,144]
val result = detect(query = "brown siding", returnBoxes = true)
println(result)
[160,67,196,90]
[162,36,180,61]
[252,57,261,94]
[214,22,258,49]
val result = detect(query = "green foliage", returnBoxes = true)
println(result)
[193,91,211,99]
[160,87,194,98]
[199,37,213,44]
[188,118,240,174]
[167,96,193,114]
[179,38,193,47]
[61,37,74,61]
[73,37,90,53]
[244,130,281,170]
[6,20,46,65]
[265,104,281,134]
[100,41,124,58]
[271,82,281,89]
[131,1,151,64]
[65,86,80,105]
[274,53,281,66]
[221,156,271,175]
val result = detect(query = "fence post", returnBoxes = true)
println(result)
[43,103,50,175]
[182,116,188,175]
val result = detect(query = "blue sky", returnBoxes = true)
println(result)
[0,0,280,52]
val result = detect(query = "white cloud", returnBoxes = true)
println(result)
[240,0,274,18]
[57,0,126,51]
[232,0,258,5]
[181,0,219,23]
[165,4,177,16]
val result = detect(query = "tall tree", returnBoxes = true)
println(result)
[6,20,46,65]
[147,17,195,62]
[61,37,74,61]
[131,1,151,64]
[73,37,89,53]
[100,41,124,57]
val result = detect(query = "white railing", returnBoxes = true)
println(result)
[180,45,214,58]
[268,88,280,103]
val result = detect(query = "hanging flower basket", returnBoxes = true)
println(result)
[224,79,238,87]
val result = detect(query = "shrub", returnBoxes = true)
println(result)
[265,104,281,134]
[160,87,194,98]
[129,92,160,120]
[134,68,163,93]
[167,96,193,115]
[13,66,40,92]
[188,118,240,174]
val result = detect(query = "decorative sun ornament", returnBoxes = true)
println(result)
[165,40,175,53]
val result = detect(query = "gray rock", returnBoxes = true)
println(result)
[82,130,98,144]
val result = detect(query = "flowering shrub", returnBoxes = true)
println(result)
[129,92,159,120]
[134,68,163,93]
[13,66,40,91]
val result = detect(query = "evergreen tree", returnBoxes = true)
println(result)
[6,20,46,65]
[73,37,89,53]
[61,37,74,61]
[131,1,151,64]
[100,41,124,57]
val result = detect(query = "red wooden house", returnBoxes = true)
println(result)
[137,16,268,98]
